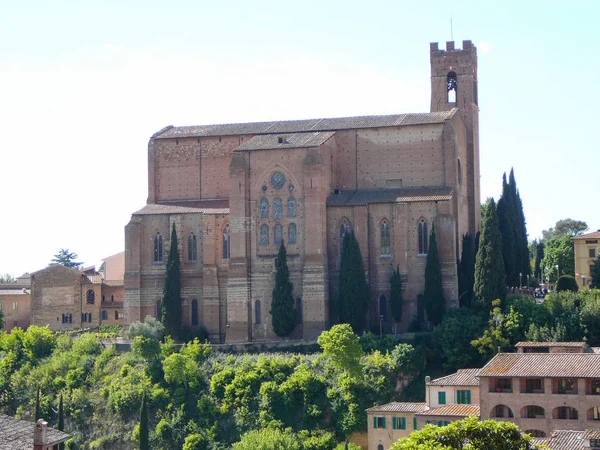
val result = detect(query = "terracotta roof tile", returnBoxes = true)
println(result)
[582,429,600,440]
[235,131,335,151]
[417,404,480,417]
[154,110,458,139]
[515,341,587,348]
[532,430,586,450]
[327,187,453,207]
[427,369,480,386]
[366,402,428,413]
[0,415,70,450]
[477,353,600,378]
[573,231,600,240]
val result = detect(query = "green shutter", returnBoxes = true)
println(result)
[465,390,471,404]
[392,416,397,429]
[382,417,386,428]
[437,420,443,426]
[401,417,406,429]
[413,417,417,430]
[373,417,377,428]
[438,391,446,405]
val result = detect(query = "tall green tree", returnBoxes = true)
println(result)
[509,169,530,286]
[57,394,65,450]
[50,249,82,268]
[475,198,506,309]
[532,239,544,284]
[540,234,574,282]
[162,223,182,338]
[271,243,297,337]
[389,265,403,325]
[458,233,476,308]
[592,258,600,289]
[34,386,41,421]
[423,225,445,325]
[497,174,517,286]
[139,391,149,450]
[339,231,369,333]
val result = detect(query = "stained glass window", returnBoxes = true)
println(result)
[381,221,391,256]
[188,233,197,261]
[260,197,269,219]
[288,223,297,245]
[274,224,283,246]
[270,171,286,190]
[287,197,297,218]
[260,224,269,246]
[274,197,283,219]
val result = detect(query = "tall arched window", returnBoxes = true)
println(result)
[188,233,197,262]
[101,310,108,320]
[156,300,162,320]
[260,224,269,246]
[447,71,457,103]
[274,197,283,219]
[260,197,269,219]
[114,310,118,320]
[154,232,163,263]
[379,295,387,322]
[418,219,428,255]
[287,197,297,218]
[86,289,95,305]
[340,219,351,242]
[274,224,283,246]
[381,221,391,256]
[191,299,198,326]
[255,299,261,324]
[223,224,230,259]
[288,223,297,245]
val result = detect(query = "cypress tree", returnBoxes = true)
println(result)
[533,239,544,283]
[509,169,531,285]
[161,223,182,339]
[423,224,445,325]
[58,394,65,450]
[389,265,403,325]
[339,231,370,333]
[497,174,516,286]
[591,257,600,289]
[34,386,41,421]
[139,391,149,450]
[271,243,297,336]
[458,233,476,308]
[475,198,506,309]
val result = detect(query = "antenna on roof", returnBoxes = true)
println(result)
[450,17,454,41]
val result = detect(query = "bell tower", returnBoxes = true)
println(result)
[430,40,480,233]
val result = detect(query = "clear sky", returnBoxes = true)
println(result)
[1,0,598,276]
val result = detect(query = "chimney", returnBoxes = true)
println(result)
[425,376,431,384]
[34,419,47,450]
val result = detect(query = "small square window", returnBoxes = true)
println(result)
[590,248,597,258]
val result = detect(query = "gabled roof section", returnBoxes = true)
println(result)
[327,187,453,207]
[573,230,600,240]
[0,415,70,450]
[235,131,335,152]
[153,110,458,139]
[417,404,480,417]
[427,369,480,386]
[366,402,428,413]
[533,430,586,450]
[133,199,229,216]
[515,341,588,348]
[477,352,600,378]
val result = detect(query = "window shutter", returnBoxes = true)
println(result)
[392,416,397,429]
[382,417,386,428]
[413,417,417,430]
[373,417,377,428]
[401,417,406,429]
[438,391,446,404]
[466,390,471,404]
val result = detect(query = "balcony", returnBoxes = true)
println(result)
[520,378,544,394]
[489,378,513,393]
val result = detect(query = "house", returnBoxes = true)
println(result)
[0,415,70,450]
[573,230,600,289]
[533,429,600,450]
[0,285,31,332]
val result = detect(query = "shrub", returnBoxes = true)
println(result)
[557,274,579,292]
[127,316,165,341]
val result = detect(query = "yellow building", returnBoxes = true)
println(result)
[573,230,600,289]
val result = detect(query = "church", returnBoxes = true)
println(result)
[124,40,481,343]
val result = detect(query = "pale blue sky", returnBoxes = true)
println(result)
[1,0,598,275]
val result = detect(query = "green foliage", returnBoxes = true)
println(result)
[232,428,301,450]
[22,325,56,361]
[435,308,486,372]
[390,265,403,323]
[127,316,165,341]
[472,300,523,357]
[390,416,538,450]
[334,443,362,450]
[497,174,517,286]
[132,336,161,362]
[423,225,445,325]
[271,243,297,337]
[531,239,544,284]
[162,223,182,338]
[58,394,65,450]
[35,386,41,421]
[317,324,363,378]
[458,233,476,308]
[50,249,82,268]
[540,234,574,282]
[338,231,370,333]
[509,169,530,286]
[557,274,579,292]
[183,433,209,450]
[592,258,600,289]
[543,218,588,240]
[139,391,149,450]
[474,198,506,309]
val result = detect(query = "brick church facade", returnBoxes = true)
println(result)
[124,40,481,343]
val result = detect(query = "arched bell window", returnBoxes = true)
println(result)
[447,71,457,103]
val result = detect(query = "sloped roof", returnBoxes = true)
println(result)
[573,230,600,240]
[0,415,70,450]
[154,110,458,139]
[327,187,453,207]
[235,131,335,151]
[417,404,480,417]
[366,402,428,413]
[515,341,588,348]
[427,369,480,386]
[582,430,600,440]
[477,353,600,378]
[133,200,229,216]
[532,430,586,450]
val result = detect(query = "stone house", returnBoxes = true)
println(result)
[573,230,600,289]
[0,285,31,331]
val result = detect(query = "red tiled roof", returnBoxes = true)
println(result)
[573,230,600,240]
[515,341,587,348]
[235,131,335,151]
[0,415,70,450]
[427,369,480,386]
[532,430,586,450]
[582,429,600,440]
[366,402,428,413]
[417,404,480,417]
[477,353,600,378]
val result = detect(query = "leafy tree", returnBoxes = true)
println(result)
[472,299,523,356]
[161,223,182,338]
[50,249,82,268]
[556,275,579,292]
[591,258,600,289]
[390,416,539,450]
[139,391,149,450]
[163,352,199,390]
[57,394,65,450]
[232,428,301,450]
[127,316,165,341]
[423,225,445,325]
[581,292,600,346]
[543,218,588,240]
[390,265,403,324]
[338,231,369,332]
[540,235,574,282]
[22,326,56,361]
[317,324,363,378]
[474,198,505,309]
[183,433,209,450]
[0,273,15,283]
[271,243,297,337]
[458,234,476,308]
[435,308,486,372]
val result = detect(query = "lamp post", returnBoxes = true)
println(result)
[519,272,522,289]
[556,264,560,283]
